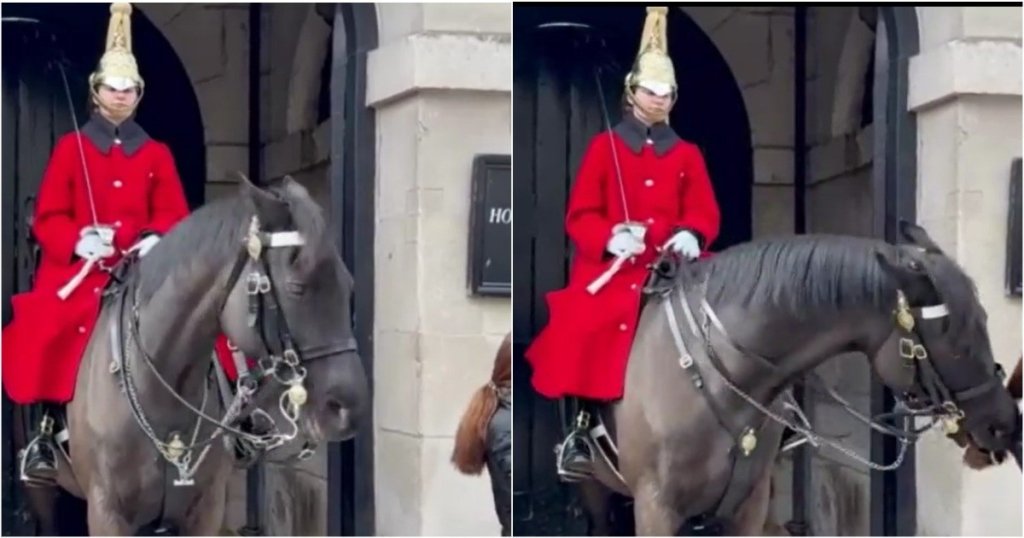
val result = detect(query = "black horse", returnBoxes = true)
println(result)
[579,222,1019,535]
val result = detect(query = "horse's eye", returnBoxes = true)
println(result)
[908,260,922,271]
[286,281,306,295]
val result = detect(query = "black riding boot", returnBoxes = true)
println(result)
[20,404,58,487]
[557,409,594,482]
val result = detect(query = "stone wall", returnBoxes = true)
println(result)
[136,3,251,203]
[369,3,512,535]
[682,6,796,237]
[910,6,1022,536]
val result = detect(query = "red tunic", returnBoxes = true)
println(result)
[2,119,191,404]
[525,117,721,401]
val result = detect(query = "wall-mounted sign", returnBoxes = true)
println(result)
[1006,158,1021,297]
[468,154,511,296]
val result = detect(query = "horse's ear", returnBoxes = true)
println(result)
[237,171,288,224]
[279,174,310,196]
[899,220,943,254]
[237,171,257,189]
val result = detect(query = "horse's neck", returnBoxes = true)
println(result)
[133,261,227,402]
[720,305,888,401]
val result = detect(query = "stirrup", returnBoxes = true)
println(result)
[19,439,57,487]
[555,427,593,482]
[555,443,590,482]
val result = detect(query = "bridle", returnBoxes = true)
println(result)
[886,290,1006,436]
[109,214,358,486]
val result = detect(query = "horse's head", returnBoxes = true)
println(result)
[220,174,369,446]
[874,221,1019,455]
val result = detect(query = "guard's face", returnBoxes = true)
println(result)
[94,84,139,122]
[631,85,674,123]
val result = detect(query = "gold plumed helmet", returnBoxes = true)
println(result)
[625,6,676,98]
[89,3,144,92]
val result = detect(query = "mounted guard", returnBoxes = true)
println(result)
[524,6,722,481]
[0,2,240,487]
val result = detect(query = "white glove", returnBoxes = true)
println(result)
[131,234,160,257]
[665,230,701,260]
[74,226,115,260]
[606,227,645,258]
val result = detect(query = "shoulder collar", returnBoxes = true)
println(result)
[612,113,681,157]
[81,114,150,156]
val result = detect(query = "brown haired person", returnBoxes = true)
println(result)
[451,333,512,536]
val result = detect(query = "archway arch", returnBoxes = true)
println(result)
[1,3,206,209]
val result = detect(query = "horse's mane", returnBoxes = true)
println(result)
[695,232,985,355]
[136,180,328,305]
[696,234,898,319]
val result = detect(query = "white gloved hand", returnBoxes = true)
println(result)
[665,230,701,260]
[74,227,115,260]
[606,227,645,258]
[131,234,160,257]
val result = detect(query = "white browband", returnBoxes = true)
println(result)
[920,304,949,319]
[266,231,305,248]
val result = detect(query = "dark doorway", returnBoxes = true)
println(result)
[512,5,752,535]
[1,4,203,535]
